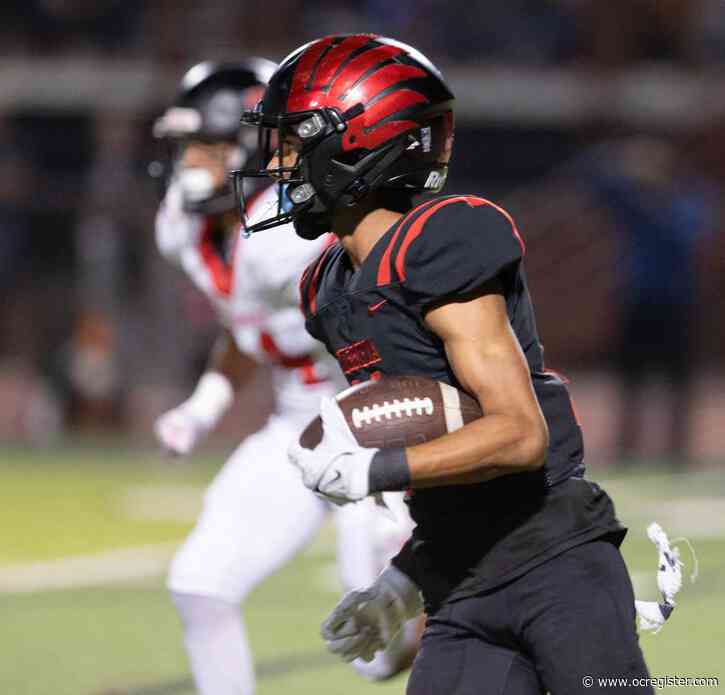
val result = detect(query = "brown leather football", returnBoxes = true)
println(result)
[299,375,482,450]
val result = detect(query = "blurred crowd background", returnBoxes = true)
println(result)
[2,0,724,463]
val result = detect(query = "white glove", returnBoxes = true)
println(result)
[634,522,690,633]
[321,565,423,663]
[155,180,205,265]
[155,372,234,457]
[288,396,377,504]
[155,407,211,457]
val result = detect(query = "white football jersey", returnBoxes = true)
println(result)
[156,183,341,418]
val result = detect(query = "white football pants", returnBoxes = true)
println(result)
[167,413,413,695]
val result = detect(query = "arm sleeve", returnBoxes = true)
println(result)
[400,197,524,307]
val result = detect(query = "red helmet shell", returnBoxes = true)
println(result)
[271,34,453,152]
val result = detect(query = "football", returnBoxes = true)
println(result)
[300,375,482,450]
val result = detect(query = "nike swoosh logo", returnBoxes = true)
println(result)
[323,470,342,491]
[317,469,342,495]
[368,299,388,315]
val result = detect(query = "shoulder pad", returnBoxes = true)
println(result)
[375,195,524,303]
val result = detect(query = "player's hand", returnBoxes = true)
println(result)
[154,406,210,457]
[155,372,234,458]
[321,565,423,663]
[288,397,376,503]
[155,182,204,264]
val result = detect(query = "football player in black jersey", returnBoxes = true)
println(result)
[234,34,653,694]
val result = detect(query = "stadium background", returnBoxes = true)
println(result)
[1,2,724,693]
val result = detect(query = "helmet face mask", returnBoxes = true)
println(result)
[171,140,243,214]
[233,34,455,239]
[234,105,405,238]
[152,60,275,216]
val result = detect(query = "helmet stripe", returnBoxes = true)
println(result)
[327,45,403,102]
[365,72,429,110]
[360,120,419,150]
[325,40,381,94]
[287,36,337,109]
[362,90,428,131]
[305,41,338,92]
[355,65,428,107]
[314,35,378,92]
[338,58,398,102]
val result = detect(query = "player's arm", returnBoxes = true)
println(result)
[289,199,545,498]
[155,330,257,456]
[405,280,548,487]
[288,281,548,500]
[206,330,258,391]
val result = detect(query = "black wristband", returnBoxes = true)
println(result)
[368,447,411,493]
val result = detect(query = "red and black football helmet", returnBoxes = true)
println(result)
[152,59,276,215]
[233,35,454,239]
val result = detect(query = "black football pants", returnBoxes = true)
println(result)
[406,540,653,694]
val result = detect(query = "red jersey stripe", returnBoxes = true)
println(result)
[394,196,526,282]
[307,242,337,315]
[394,196,469,282]
[259,331,317,369]
[199,220,233,296]
[300,362,327,385]
[376,198,443,286]
[298,263,314,310]
[465,196,526,254]
[299,235,337,313]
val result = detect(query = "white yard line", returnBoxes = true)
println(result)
[4,488,722,595]
[598,485,725,539]
[0,543,178,594]
[635,497,725,538]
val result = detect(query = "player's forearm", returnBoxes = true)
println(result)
[405,412,548,488]
[175,332,257,432]
[207,331,258,392]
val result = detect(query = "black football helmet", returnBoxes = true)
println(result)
[233,35,454,239]
[152,59,276,215]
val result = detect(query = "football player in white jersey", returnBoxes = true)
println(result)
[152,61,418,695]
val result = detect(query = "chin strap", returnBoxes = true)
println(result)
[634,522,697,633]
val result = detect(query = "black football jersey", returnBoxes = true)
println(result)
[300,194,624,609]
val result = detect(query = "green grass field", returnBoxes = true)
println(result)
[1,444,723,694]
